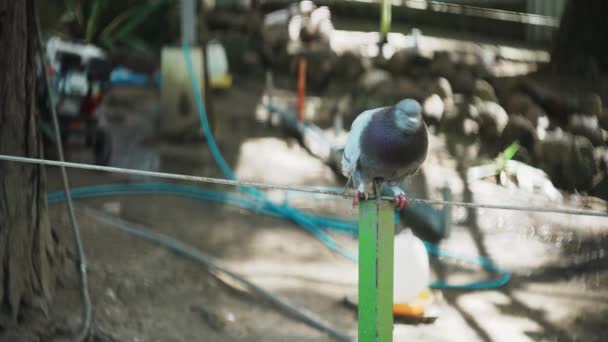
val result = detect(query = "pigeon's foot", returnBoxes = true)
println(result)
[394,193,410,210]
[352,190,369,208]
[390,185,410,210]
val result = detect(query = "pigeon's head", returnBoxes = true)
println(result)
[393,99,422,131]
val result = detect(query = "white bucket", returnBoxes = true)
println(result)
[393,230,430,303]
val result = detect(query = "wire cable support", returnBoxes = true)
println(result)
[1,154,607,218]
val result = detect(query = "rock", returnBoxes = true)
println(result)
[427,77,454,114]
[394,77,426,101]
[295,43,338,91]
[429,77,453,100]
[509,160,563,201]
[428,77,453,108]
[447,65,475,95]
[521,78,578,123]
[406,55,433,79]
[578,93,603,117]
[504,92,548,127]
[504,92,532,113]
[534,130,597,191]
[359,69,392,91]
[300,6,334,44]
[600,110,608,130]
[590,172,608,201]
[462,118,480,136]
[473,48,495,78]
[370,81,401,106]
[190,305,229,332]
[430,51,453,78]
[262,8,291,49]
[500,115,537,152]
[102,201,122,215]
[590,148,608,200]
[350,71,400,119]
[512,146,533,164]
[474,99,509,141]
[422,94,444,124]
[595,147,608,172]
[387,49,415,75]
[473,79,498,103]
[439,98,478,137]
[492,76,519,105]
[567,114,607,147]
[536,115,550,140]
[332,51,365,84]
[458,98,479,120]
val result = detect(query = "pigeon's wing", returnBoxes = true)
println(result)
[341,108,382,176]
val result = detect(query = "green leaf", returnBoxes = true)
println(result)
[97,6,142,46]
[98,0,170,51]
[63,0,84,27]
[100,35,116,52]
[85,0,106,43]
[59,11,77,24]
[119,34,155,58]
[111,0,171,43]
[501,141,520,162]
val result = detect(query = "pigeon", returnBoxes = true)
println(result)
[341,99,428,209]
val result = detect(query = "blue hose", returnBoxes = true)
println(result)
[47,181,509,290]
[47,44,510,291]
[182,44,357,260]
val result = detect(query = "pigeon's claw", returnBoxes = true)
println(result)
[390,185,410,210]
[352,190,369,208]
[394,193,410,210]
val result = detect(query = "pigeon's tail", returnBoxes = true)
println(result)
[343,173,353,195]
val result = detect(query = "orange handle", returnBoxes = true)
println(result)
[393,303,425,317]
[297,58,307,122]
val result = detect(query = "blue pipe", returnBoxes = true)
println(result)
[47,182,509,290]
[182,44,360,261]
[47,44,510,291]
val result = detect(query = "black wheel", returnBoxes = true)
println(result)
[85,121,97,147]
[42,133,58,161]
[93,128,112,166]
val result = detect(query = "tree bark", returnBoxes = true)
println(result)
[0,0,57,325]
[551,0,608,78]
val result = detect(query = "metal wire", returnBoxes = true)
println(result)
[1,154,607,218]
[33,10,92,342]
[401,0,560,27]
[264,0,560,27]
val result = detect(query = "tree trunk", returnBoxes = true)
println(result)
[551,0,608,78]
[0,0,57,325]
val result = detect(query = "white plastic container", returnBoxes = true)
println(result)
[206,40,230,88]
[393,230,430,303]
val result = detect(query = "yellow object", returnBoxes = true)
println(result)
[206,40,231,89]
[160,46,205,136]
[393,289,434,318]
[210,73,232,89]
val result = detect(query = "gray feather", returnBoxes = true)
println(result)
[341,99,428,193]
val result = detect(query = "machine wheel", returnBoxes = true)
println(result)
[42,133,59,161]
[93,128,112,166]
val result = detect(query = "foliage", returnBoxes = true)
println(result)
[58,0,176,56]
[501,140,520,163]
[497,140,520,172]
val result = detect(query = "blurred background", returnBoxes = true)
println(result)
[8,0,608,340]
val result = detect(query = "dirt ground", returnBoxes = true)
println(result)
[3,70,608,342]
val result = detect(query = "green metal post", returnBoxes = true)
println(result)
[359,199,394,342]
[380,0,392,43]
